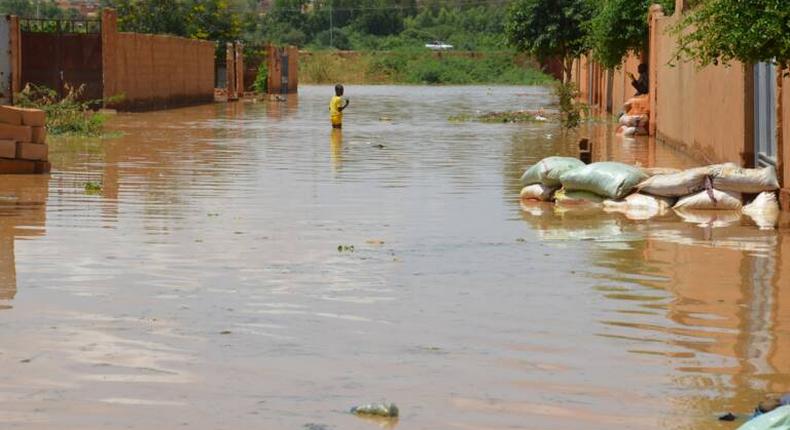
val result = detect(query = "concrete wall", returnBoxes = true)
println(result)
[102,9,215,110]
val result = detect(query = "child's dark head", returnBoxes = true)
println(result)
[335,84,344,96]
[638,63,648,74]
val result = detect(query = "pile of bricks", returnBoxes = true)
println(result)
[0,105,50,174]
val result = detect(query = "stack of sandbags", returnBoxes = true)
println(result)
[519,156,585,201]
[637,163,778,211]
[618,95,650,137]
[0,105,50,174]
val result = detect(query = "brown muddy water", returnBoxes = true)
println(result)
[1,85,789,430]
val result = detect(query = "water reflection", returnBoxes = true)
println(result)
[331,127,343,172]
[0,175,48,306]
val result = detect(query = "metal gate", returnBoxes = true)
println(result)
[753,62,777,168]
[20,19,102,101]
[280,49,289,95]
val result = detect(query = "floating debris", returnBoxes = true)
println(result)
[337,244,355,253]
[84,181,102,194]
[350,402,399,418]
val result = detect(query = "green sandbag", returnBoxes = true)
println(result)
[737,406,790,430]
[559,162,648,199]
[520,156,586,187]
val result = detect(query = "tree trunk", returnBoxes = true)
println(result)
[777,64,785,191]
[563,56,573,84]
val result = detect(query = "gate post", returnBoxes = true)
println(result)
[9,15,20,104]
[226,42,237,101]
[101,9,117,107]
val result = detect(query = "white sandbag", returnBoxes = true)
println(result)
[604,193,675,220]
[673,189,742,210]
[712,165,779,193]
[622,126,638,137]
[637,163,738,197]
[639,167,682,177]
[674,208,742,228]
[618,114,647,127]
[743,191,780,230]
[520,184,557,202]
[604,193,675,211]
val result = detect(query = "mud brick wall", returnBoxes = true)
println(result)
[101,9,215,111]
[0,105,50,174]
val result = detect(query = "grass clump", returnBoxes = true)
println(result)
[84,181,102,194]
[554,82,587,129]
[450,110,556,124]
[15,84,108,136]
[300,49,555,85]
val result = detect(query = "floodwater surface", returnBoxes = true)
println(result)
[1,85,789,430]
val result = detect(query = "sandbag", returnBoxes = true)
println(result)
[743,191,780,230]
[618,114,646,127]
[712,165,779,193]
[637,163,737,197]
[554,189,604,207]
[639,167,682,177]
[737,405,790,430]
[621,126,642,137]
[559,162,648,199]
[604,193,675,220]
[520,184,557,202]
[520,156,586,187]
[604,193,674,211]
[673,189,742,210]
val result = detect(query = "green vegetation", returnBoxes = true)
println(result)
[15,84,109,136]
[505,0,593,82]
[449,110,555,124]
[554,82,586,128]
[84,181,103,194]
[301,49,554,85]
[672,0,790,68]
[253,63,268,93]
[0,0,81,18]
[587,0,674,69]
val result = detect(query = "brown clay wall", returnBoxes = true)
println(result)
[651,10,751,165]
[101,9,214,111]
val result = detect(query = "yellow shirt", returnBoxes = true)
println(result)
[329,96,343,125]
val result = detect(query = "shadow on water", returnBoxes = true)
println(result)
[0,175,48,308]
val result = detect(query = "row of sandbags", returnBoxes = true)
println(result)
[519,157,781,228]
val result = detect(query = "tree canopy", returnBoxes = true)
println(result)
[672,0,790,67]
[505,0,593,82]
[587,0,674,69]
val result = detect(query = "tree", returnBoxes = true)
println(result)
[505,0,593,83]
[587,0,674,69]
[187,0,241,43]
[673,0,790,184]
[101,0,189,35]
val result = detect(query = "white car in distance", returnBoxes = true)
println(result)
[425,41,453,50]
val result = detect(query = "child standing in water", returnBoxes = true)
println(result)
[329,84,350,128]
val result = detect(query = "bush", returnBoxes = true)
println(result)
[554,82,587,129]
[252,62,268,93]
[15,84,107,136]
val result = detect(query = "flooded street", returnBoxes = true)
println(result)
[1,85,789,430]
